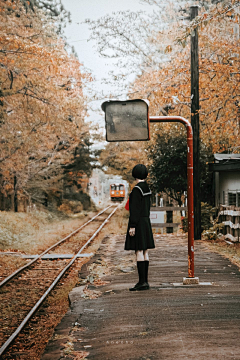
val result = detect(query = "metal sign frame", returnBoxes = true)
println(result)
[102,99,150,142]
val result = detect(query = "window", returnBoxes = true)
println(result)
[111,184,124,191]
[228,192,236,206]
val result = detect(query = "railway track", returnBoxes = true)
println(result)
[0,204,119,357]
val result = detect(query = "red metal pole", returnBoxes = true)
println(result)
[149,116,194,277]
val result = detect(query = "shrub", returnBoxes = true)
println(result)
[181,202,220,237]
[58,200,83,214]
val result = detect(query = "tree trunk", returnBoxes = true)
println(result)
[14,175,18,212]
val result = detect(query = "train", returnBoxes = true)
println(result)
[110,183,125,201]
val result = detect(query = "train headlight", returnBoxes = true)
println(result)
[111,191,114,194]
[120,191,123,194]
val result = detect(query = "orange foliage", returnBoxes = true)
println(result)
[99,141,148,184]
[0,0,92,194]
[129,2,240,153]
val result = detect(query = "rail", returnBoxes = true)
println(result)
[0,205,119,356]
[0,205,112,288]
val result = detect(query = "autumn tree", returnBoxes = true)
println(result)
[87,0,239,152]
[129,0,240,153]
[98,141,148,185]
[131,1,239,211]
[147,125,214,206]
[60,137,99,209]
[0,0,92,210]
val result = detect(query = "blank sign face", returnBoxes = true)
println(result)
[104,100,150,141]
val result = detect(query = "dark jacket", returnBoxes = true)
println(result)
[125,181,155,251]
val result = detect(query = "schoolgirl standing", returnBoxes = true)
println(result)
[125,164,155,291]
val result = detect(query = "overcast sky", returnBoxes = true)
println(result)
[60,0,162,144]
[61,0,156,97]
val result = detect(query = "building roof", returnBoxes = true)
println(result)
[209,154,240,172]
[214,154,240,161]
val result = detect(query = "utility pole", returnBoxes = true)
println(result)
[190,5,201,240]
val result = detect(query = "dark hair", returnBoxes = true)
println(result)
[132,164,148,180]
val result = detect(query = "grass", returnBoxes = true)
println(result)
[0,206,129,253]
[204,238,240,269]
[0,206,127,287]
[0,209,96,254]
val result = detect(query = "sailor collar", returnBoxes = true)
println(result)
[134,182,152,196]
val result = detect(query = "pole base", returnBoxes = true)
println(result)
[183,277,199,285]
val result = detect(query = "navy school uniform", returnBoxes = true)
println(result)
[125,181,155,251]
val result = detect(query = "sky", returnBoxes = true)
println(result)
[61,0,158,131]
[61,0,156,95]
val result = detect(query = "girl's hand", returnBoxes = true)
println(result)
[129,228,135,237]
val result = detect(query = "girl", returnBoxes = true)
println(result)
[125,164,155,291]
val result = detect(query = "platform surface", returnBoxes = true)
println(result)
[41,234,240,360]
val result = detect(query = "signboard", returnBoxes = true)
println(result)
[101,99,150,141]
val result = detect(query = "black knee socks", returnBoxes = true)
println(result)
[137,261,149,284]
[144,260,149,284]
[137,261,145,285]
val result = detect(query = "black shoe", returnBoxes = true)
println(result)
[129,282,149,291]
[129,282,139,291]
[144,282,150,290]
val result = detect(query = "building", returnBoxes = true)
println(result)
[209,154,240,207]
[209,154,240,242]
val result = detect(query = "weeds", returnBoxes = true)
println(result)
[0,209,93,253]
[205,239,240,269]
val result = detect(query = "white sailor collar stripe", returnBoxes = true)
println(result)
[134,185,152,196]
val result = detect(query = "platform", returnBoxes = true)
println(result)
[41,234,240,360]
